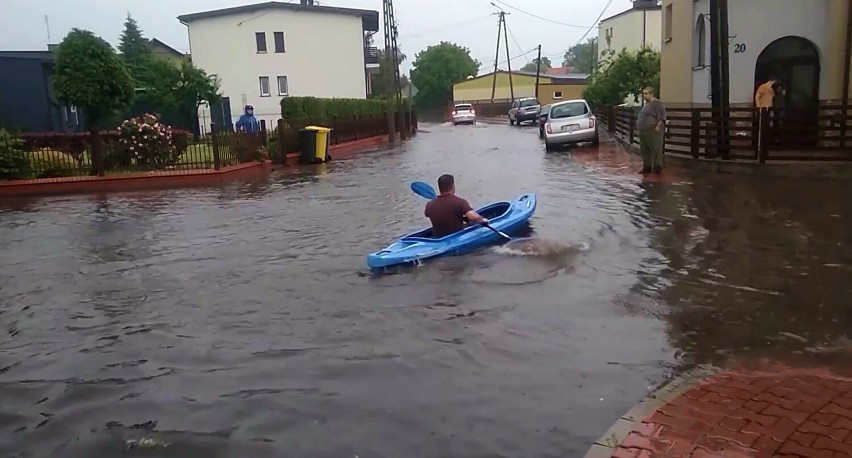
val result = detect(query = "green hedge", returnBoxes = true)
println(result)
[281,97,393,128]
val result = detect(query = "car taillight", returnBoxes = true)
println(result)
[545,124,552,134]
[470,109,476,114]
[452,110,457,116]
[589,117,595,129]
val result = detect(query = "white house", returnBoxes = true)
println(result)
[178,1,380,129]
[662,0,849,107]
[598,0,662,62]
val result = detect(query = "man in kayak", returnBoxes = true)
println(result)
[425,174,489,237]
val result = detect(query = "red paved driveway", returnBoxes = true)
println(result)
[614,364,852,457]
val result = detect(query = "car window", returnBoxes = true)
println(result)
[549,102,589,119]
[520,99,540,107]
[454,104,473,111]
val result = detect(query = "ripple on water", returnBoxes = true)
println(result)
[2,123,852,457]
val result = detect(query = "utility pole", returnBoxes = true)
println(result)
[490,12,502,102]
[501,11,514,102]
[489,8,514,103]
[534,44,542,98]
[709,0,730,159]
[382,0,404,141]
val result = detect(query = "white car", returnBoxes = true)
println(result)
[543,99,599,149]
[451,103,476,125]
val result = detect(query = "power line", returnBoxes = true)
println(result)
[477,47,538,72]
[505,22,530,65]
[545,0,614,60]
[403,15,493,39]
[490,0,594,28]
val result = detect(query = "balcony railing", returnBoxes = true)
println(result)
[365,47,379,65]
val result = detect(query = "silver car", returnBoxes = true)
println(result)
[538,104,551,138]
[508,97,541,125]
[451,103,476,125]
[543,99,599,149]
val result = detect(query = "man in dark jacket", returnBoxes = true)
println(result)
[235,104,260,133]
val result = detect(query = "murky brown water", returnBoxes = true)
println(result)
[1,122,851,457]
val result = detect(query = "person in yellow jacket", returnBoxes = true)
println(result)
[755,77,784,150]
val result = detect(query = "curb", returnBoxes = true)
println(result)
[584,364,721,457]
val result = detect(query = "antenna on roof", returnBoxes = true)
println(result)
[44,15,51,47]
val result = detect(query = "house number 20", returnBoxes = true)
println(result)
[733,43,746,53]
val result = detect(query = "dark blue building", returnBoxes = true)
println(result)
[0,51,83,133]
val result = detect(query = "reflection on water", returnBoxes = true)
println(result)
[1,123,852,457]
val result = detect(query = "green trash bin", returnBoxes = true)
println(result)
[299,126,333,164]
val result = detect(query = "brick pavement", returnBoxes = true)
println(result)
[609,365,852,457]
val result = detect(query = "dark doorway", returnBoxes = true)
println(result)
[754,36,821,148]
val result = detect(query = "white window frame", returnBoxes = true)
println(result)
[259,76,271,97]
[553,91,563,100]
[255,32,267,53]
[273,31,286,53]
[664,4,673,42]
[277,76,289,96]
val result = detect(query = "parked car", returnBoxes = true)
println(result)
[451,103,476,125]
[538,104,552,138]
[543,99,599,149]
[508,97,541,126]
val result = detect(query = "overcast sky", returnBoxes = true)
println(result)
[1,0,632,74]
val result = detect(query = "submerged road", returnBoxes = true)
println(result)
[1,122,852,457]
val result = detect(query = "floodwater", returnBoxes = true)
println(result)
[1,122,851,457]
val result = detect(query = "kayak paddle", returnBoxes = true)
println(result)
[409,181,511,241]
[410,181,437,200]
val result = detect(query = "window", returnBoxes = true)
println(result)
[259,76,271,96]
[553,91,563,99]
[519,98,540,107]
[274,32,285,53]
[549,102,589,119]
[277,76,289,96]
[664,4,673,42]
[694,15,706,67]
[255,32,267,53]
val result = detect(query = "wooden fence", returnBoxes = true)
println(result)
[596,105,852,162]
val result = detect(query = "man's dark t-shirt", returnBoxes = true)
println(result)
[424,194,473,237]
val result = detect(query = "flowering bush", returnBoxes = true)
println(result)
[118,113,181,167]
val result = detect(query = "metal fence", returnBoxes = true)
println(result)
[1,110,418,181]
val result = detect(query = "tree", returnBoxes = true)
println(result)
[410,42,480,108]
[370,48,405,99]
[53,28,134,176]
[521,57,552,73]
[145,59,222,130]
[582,47,660,109]
[562,37,598,73]
[118,14,153,86]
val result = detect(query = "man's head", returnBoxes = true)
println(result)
[437,174,455,195]
[642,87,656,103]
[245,104,254,116]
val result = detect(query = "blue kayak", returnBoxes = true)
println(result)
[366,193,537,269]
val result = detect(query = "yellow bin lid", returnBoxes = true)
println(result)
[304,125,333,132]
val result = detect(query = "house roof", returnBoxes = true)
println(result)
[546,66,577,75]
[512,70,590,81]
[148,38,185,57]
[600,0,661,25]
[177,1,380,32]
[0,51,53,61]
[458,69,589,87]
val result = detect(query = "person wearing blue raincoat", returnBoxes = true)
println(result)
[235,104,260,133]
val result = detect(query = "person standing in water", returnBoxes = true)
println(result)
[636,87,667,174]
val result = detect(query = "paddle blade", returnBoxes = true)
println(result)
[410,181,437,200]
